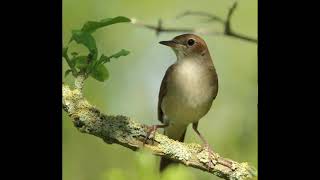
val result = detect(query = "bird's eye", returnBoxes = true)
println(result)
[187,39,195,46]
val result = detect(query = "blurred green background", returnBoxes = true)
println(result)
[63,0,257,179]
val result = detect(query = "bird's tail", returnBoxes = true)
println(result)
[159,124,187,172]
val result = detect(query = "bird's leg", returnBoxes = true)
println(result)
[192,122,219,169]
[143,123,169,145]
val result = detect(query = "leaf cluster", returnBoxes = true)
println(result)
[63,16,131,82]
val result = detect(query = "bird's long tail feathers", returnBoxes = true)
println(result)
[159,125,187,172]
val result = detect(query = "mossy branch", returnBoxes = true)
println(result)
[62,75,257,180]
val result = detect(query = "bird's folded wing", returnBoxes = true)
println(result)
[158,63,177,123]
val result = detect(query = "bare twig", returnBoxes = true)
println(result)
[132,18,195,35]
[223,2,257,43]
[62,75,257,180]
[176,11,225,24]
[131,1,257,43]
[132,18,220,36]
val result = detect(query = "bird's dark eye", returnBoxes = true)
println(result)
[187,39,195,46]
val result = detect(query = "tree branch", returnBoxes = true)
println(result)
[132,19,196,36]
[131,1,257,43]
[62,75,257,180]
[176,11,225,24]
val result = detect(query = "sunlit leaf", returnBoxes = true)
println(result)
[109,49,130,59]
[62,47,68,59]
[73,56,88,70]
[98,54,110,64]
[70,30,97,52]
[90,64,109,82]
[81,16,131,33]
[71,52,79,56]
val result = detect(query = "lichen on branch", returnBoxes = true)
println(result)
[62,75,257,180]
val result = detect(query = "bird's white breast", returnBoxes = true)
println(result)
[173,59,213,107]
[162,58,215,125]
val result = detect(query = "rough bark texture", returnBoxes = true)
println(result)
[62,76,257,180]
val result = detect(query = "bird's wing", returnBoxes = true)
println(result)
[158,64,177,123]
[208,65,219,100]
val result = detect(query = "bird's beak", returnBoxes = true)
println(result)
[159,40,179,48]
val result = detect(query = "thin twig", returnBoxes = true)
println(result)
[176,11,225,24]
[223,2,258,43]
[131,1,257,43]
[132,18,195,35]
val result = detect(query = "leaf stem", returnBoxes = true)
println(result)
[63,51,78,76]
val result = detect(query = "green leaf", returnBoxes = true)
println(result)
[100,49,130,64]
[64,69,72,77]
[81,16,131,33]
[90,64,109,82]
[99,54,110,64]
[109,49,130,59]
[73,56,88,70]
[71,52,79,56]
[63,46,77,74]
[70,30,97,52]
[62,47,68,58]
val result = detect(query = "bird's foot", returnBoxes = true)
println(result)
[201,144,234,170]
[143,125,157,145]
[202,144,219,170]
[143,123,168,145]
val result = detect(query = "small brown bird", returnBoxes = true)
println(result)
[145,34,218,171]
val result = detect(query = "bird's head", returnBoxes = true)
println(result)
[159,34,209,60]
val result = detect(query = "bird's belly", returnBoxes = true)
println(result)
[162,61,215,125]
[162,95,212,125]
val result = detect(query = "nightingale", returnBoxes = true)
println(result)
[144,34,219,172]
